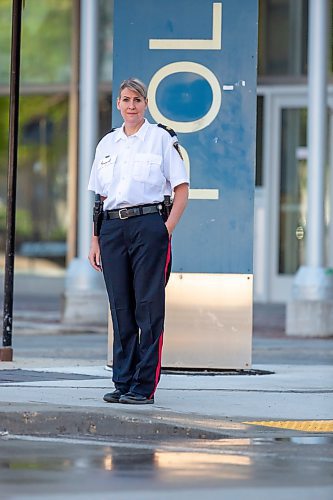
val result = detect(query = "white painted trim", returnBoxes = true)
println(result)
[256,86,333,302]
[149,2,222,50]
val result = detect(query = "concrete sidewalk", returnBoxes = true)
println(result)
[0,361,332,440]
[0,273,332,441]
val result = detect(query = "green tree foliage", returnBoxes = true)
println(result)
[0,0,72,85]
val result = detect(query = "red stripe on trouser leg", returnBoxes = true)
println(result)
[150,235,170,399]
[150,331,164,399]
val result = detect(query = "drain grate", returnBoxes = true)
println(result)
[0,369,107,384]
[161,368,274,376]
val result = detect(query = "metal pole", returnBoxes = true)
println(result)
[306,0,328,267]
[63,0,106,324]
[1,0,23,362]
[78,0,98,259]
[286,0,331,336]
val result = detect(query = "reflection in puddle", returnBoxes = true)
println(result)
[156,452,251,468]
[103,453,112,471]
[155,451,251,481]
[253,436,333,445]
[0,458,73,472]
[0,435,332,477]
[0,440,253,478]
[0,433,332,500]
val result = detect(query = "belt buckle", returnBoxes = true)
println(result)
[118,208,128,220]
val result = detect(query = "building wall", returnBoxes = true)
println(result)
[0,0,332,302]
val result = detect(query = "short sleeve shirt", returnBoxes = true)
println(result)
[88,119,189,210]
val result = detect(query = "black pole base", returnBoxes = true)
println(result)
[0,347,13,362]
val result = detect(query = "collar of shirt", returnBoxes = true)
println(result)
[114,118,150,143]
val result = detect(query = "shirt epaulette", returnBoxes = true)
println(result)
[157,123,177,138]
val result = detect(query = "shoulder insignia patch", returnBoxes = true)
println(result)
[158,123,177,138]
[173,141,183,160]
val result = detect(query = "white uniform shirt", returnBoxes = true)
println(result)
[88,119,189,210]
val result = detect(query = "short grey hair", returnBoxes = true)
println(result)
[118,78,147,100]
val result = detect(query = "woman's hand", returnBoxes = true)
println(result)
[88,236,102,272]
[164,183,189,236]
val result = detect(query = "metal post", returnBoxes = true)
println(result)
[63,0,107,324]
[306,0,328,267]
[286,0,332,337]
[77,0,98,260]
[1,0,23,362]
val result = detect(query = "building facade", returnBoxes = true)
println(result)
[0,0,332,302]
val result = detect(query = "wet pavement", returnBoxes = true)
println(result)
[1,434,332,499]
[0,274,333,499]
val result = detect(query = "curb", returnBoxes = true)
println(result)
[0,409,228,441]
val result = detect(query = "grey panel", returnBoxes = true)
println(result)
[108,273,253,370]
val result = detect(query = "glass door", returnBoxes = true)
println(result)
[278,107,307,275]
[268,90,333,302]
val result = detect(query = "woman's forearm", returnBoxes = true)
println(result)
[165,183,189,234]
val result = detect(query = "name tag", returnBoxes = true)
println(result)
[99,154,117,169]
[100,155,111,165]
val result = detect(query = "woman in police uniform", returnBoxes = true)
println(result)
[88,78,189,404]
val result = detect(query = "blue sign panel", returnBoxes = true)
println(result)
[113,0,258,274]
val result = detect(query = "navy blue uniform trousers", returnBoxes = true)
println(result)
[99,212,171,399]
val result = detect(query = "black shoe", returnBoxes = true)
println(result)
[119,392,154,405]
[103,389,123,403]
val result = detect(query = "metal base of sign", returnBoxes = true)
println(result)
[107,273,253,370]
[0,347,13,362]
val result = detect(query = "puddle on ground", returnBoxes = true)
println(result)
[254,436,333,445]
[0,434,332,473]
[0,434,332,498]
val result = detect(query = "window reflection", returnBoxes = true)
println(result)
[279,108,307,274]
[99,0,114,83]
[99,92,113,140]
[256,96,264,187]
[0,0,11,86]
[0,0,72,86]
[0,94,69,269]
[258,0,309,77]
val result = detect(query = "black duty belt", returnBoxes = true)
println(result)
[103,203,163,220]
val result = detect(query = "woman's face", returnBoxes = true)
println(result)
[117,88,147,129]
